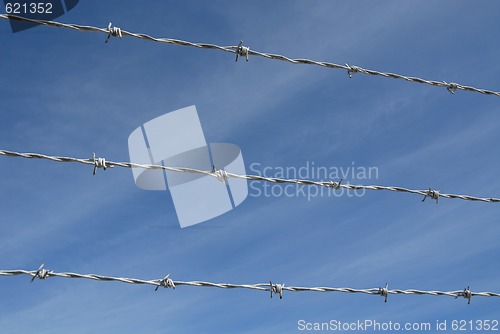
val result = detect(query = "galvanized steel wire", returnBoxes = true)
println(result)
[0,266,497,304]
[1,14,499,97]
[1,149,499,203]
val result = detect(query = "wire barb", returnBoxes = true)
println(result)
[155,273,175,291]
[379,282,389,303]
[445,82,459,94]
[456,286,472,304]
[105,22,122,43]
[235,40,249,62]
[214,170,229,184]
[329,178,343,190]
[1,14,496,96]
[422,188,440,204]
[211,164,229,184]
[30,263,50,282]
[270,281,284,299]
[92,152,108,175]
[345,64,360,78]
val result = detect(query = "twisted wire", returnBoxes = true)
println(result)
[1,149,499,203]
[1,14,499,97]
[1,268,498,303]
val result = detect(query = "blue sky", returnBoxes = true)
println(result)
[1,1,499,333]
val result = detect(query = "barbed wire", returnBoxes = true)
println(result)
[1,14,499,97]
[1,149,499,203]
[1,265,497,304]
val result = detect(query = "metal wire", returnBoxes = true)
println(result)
[1,14,499,97]
[1,267,497,303]
[1,149,499,203]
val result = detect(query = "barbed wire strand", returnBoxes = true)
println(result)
[1,149,499,203]
[1,14,499,97]
[0,267,498,304]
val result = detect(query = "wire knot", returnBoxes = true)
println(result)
[456,286,472,304]
[270,281,284,299]
[30,263,50,282]
[155,274,175,291]
[422,188,439,204]
[105,22,122,43]
[235,40,249,62]
[379,282,389,303]
[346,64,360,78]
[93,152,108,175]
[329,178,343,190]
